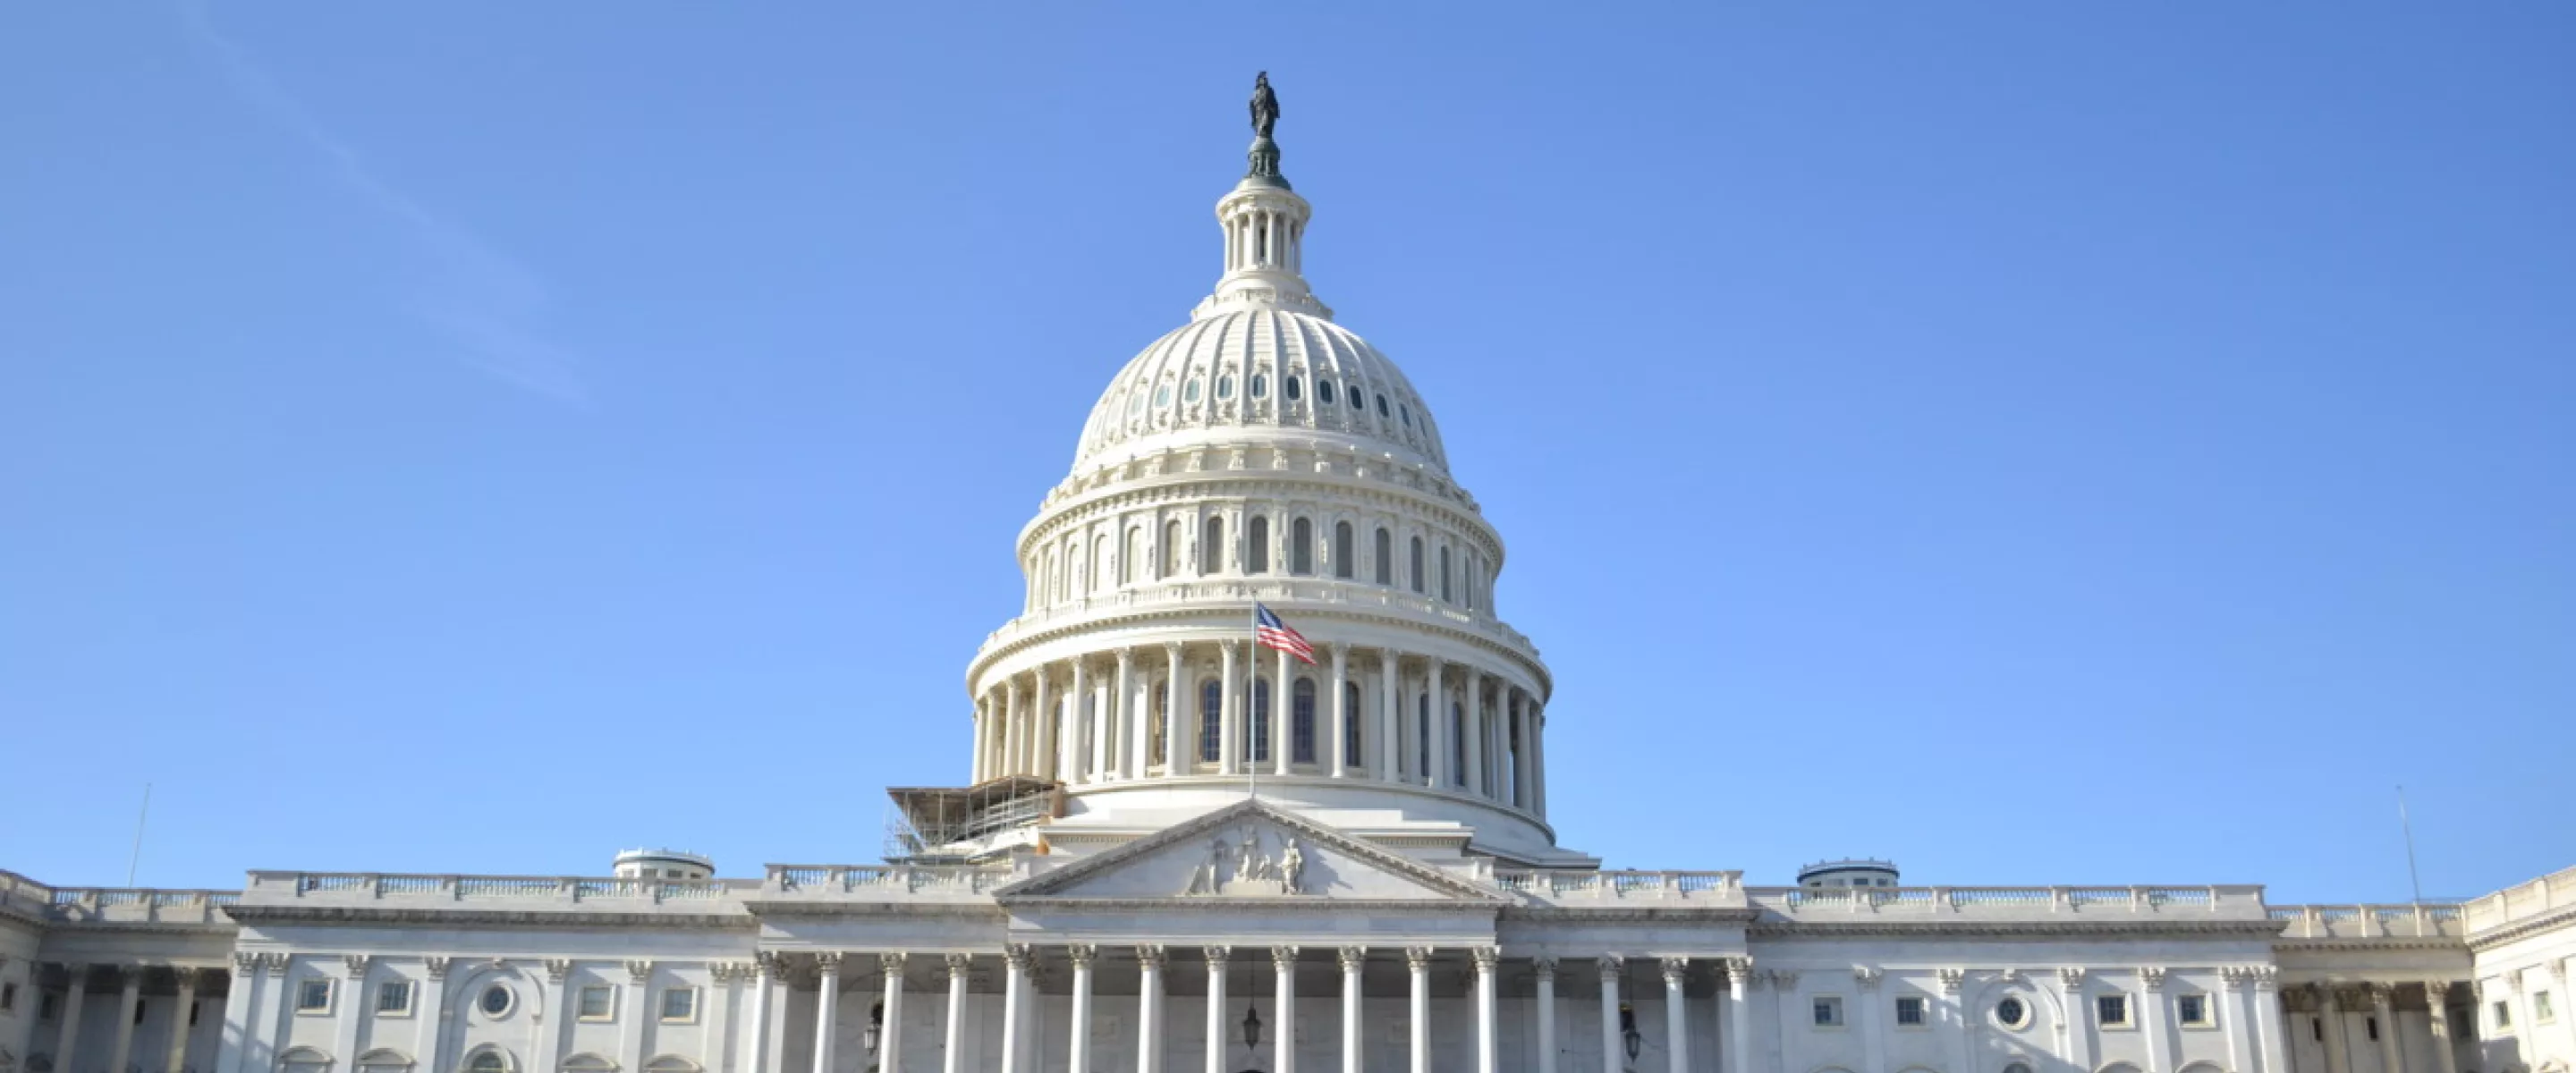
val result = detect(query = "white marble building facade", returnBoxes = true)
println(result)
[6,86,2572,1073]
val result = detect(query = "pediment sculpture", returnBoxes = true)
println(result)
[1183,825,1306,897]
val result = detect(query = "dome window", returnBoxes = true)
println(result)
[1375,393,1390,418]
[1250,374,1267,399]
[1155,384,1172,409]
[1184,379,1202,404]
[1349,385,1364,410]
[1316,380,1335,405]
[1126,393,1143,416]
[1217,375,1235,401]
[1400,403,1411,427]
[1284,376,1301,401]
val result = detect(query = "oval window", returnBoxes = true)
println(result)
[479,985,514,1017]
[1216,375,1235,400]
[1995,996,2029,1029]
[1250,374,1267,399]
[1284,376,1302,401]
[1155,384,1172,408]
[1317,380,1335,405]
[1185,379,1202,403]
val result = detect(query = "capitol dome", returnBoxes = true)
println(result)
[956,85,1589,870]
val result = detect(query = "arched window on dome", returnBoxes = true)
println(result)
[1317,379,1335,405]
[1409,536,1425,594]
[1250,374,1267,400]
[1247,516,1270,574]
[1284,376,1301,403]
[1374,528,1393,586]
[1199,680,1222,764]
[1155,384,1172,410]
[1162,520,1182,579]
[1452,702,1468,787]
[1375,393,1390,419]
[1150,681,1168,767]
[1290,518,1313,576]
[1184,378,1202,404]
[1439,545,1453,604]
[1202,517,1224,575]
[1291,679,1316,765]
[1122,527,1141,586]
[1400,403,1412,427]
[1247,679,1273,765]
[1043,547,1060,604]
[1216,375,1235,401]
[1349,384,1364,410]
[1092,534,1111,594]
[1334,522,1354,579]
[1343,680,1364,768]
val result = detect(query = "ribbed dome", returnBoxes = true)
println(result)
[1073,308,1447,475]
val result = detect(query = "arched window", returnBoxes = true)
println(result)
[1043,548,1058,603]
[1202,517,1224,575]
[1121,527,1140,586]
[1409,537,1425,593]
[1250,374,1267,399]
[1184,378,1202,404]
[1154,384,1172,409]
[466,1053,511,1073]
[1416,695,1431,779]
[1291,679,1317,765]
[1248,516,1270,574]
[1374,528,1392,585]
[280,1048,335,1073]
[1334,522,1354,579]
[1092,534,1109,593]
[1439,545,1453,603]
[1318,379,1335,405]
[1216,374,1235,400]
[1162,520,1182,579]
[1199,680,1223,764]
[1343,681,1364,767]
[1248,679,1273,765]
[1452,702,1468,786]
[1284,376,1301,401]
[1376,393,1390,418]
[1290,518,1314,575]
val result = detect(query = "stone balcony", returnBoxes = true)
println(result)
[1,869,239,928]
[2267,902,2465,942]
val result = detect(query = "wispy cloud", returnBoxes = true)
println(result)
[177,0,589,404]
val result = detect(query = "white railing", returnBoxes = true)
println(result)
[2461,865,2576,934]
[975,579,1541,663]
[1492,870,1742,901]
[245,872,756,907]
[763,865,1014,896]
[30,884,241,925]
[2268,902,2465,941]
[1746,885,2267,917]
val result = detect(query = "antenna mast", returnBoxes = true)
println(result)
[126,782,152,886]
[2397,785,2425,904]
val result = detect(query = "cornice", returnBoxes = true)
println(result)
[1023,467,1501,562]
[2466,904,2576,952]
[221,906,756,931]
[997,897,1498,915]
[2274,939,2472,954]
[968,598,1552,695]
[1749,920,2289,941]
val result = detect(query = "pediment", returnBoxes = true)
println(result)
[996,799,1503,905]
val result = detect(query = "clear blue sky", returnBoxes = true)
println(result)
[4,3,2569,903]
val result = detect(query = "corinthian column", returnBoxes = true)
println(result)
[1219,644,1241,776]
[1205,949,1231,1073]
[1114,649,1137,781]
[1661,959,1690,1073]
[940,956,970,1073]
[1067,660,1092,784]
[1533,959,1559,1073]
[1472,948,1499,1073]
[1426,661,1446,788]
[1164,642,1188,773]
[1275,646,1293,776]
[1000,947,1033,1073]
[1272,947,1299,1073]
[1462,671,1485,797]
[1328,644,1351,778]
[1067,946,1097,1073]
[1377,649,1400,782]
[1597,957,1623,1073]
[2425,983,2461,1073]
[1338,948,1367,1073]
[1406,948,1434,1073]
[877,955,907,1073]
[812,954,843,1073]
[1135,947,1165,1073]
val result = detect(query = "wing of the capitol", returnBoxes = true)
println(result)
[7,80,2572,1073]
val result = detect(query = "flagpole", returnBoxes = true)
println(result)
[1248,601,1259,802]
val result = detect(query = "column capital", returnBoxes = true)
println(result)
[944,953,973,980]
[341,955,372,979]
[2369,981,2402,1008]
[1662,957,1690,985]
[1531,957,1558,982]
[1852,965,1882,990]
[231,953,258,978]
[1115,648,1135,670]
[878,952,907,976]
[1339,947,1369,974]
[544,959,574,984]
[1406,947,1436,973]
[1203,945,1232,968]
[1270,946,1300,970]
[1002,944,1035,971]
[1471,947,1501,973]
[2058,967,2087,992]
[1726,959,1759,984]
[2138,966,2166,993]
[1135,945,1166,971]
[1066,944,1097,969]
[1597,955,1624,982]
[1767,969,1799,991]
[627,959,657,984]
[756,951,791,980]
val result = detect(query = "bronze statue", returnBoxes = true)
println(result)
[1250,72,1279,139]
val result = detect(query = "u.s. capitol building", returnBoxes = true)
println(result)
[5,83,2572,1073]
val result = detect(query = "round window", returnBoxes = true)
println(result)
[1284,376,1302,401]
[479,985,514,1018]
[1250,374,1267,398]
[1184,379,1202,403]
[1317,380,1335,405]
[1155,385,1172,408]
[1995,996,2029,1030]
[1216,375,1234,400]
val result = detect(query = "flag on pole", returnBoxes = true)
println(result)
[1253,603,1316,664]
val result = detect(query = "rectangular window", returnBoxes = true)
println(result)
[136,999,149,1024]
[660,988,698,1023]
[1,982,15,1013]
[2496,1000,2513,1029]
[2097,993,2131,1027]
[40,992,60,1021]
[1894,996,1926,1027]
[1812,996,1844,1027]
[2367,1016,2379,1042]
[2538,991,2557,1024]
[376,981,413,1016]
[2177,993,2211,1027]
[296,978,333,1013]
[578,986,615,1021]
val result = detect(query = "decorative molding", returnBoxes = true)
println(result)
[2139,967,2166,993]
[877,953,907,977]
[543,959,572,984]
[1135,946,1166,972]
[1269,946,1298,970]
[1472,948,1500,973]
[342,955,372,978]
[1938,968,1965,995]
[1530,956,1556,982]
[424,957,453,981]
[1853,966,1883,990]
[1203,946,1230,968]
[2058,967,2087,993]
[233,953,258,978]
[1660,957,1690,984]
[265,955,289,977]
[627,960,657,984]
[756,952,789,980]
[1597,956,1624,983]
[1767,969,1800,992]
[1002,945,1034,972]
[944,954,972,979]
[1408,948,1436,973]
[1066,945,1097,970]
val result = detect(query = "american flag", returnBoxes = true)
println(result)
[1254,603,1316,664]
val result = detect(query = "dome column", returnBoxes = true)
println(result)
[1164,643,1188,774]
[1067,658,1091,783]
[1426,661,1447,789]
[1328,643,1351,778]
[1463,670,1485,798]
[1033,665,1056,783]
[1274,645,1294,776]
[1113,648,1137,782]
[1377,649,1400,782]
[1218,641,1241,775]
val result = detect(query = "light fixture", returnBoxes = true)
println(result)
[1242,1001,1263,1049]
[862,1001,883,1055]
[1621,1001,1643,1062]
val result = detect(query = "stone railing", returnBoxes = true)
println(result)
[1494,869,1745,904]
[762,865,1016,899]
[242,872,758,908]
[1745,884,2272,920]
[2461,865,2576,935]
[2,872,243,925]
[976,579,1541,664]
[2267,902,2463,941]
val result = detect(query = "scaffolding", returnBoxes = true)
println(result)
[880,775,1061,864]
